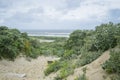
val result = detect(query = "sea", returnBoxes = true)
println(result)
[20,29,74,37]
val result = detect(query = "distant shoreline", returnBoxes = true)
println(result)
[28,34,70,37]
[21,29,73,37]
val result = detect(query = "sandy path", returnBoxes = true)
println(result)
[0,56,58,80]
[67,51,110,80]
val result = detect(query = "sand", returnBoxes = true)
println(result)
[0,56,59,80]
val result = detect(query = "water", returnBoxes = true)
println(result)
[20,29,74,37]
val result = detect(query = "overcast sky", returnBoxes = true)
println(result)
[0,0,120,30]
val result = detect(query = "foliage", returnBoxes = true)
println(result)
[0,26,41,60]
[102,49,120,74]
[39,38,65,57]
[53,60,74,79]
[0,26,24,60]
[64,30,86,55]
[45,22,120,79]
[79,50,102,66]
[58,61,74,79]
[94,22,118,51]
[44,61,61,76]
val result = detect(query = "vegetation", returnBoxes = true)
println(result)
[102,49,120,74]
[45,22,120,79]
[0,26,67,60]
[101,23,120,80]
[0,26,41,60]
[44,61,61,76]
[39,40,65,57]
[0,22,120,79]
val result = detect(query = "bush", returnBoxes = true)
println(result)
[64,30,86,54]
[0,26,23,60]
[44,61,61,76]
[102,49,120,74]
[75,50,102,67]
[0,26,41,60]
[59,66,74,79]
[94,22,117,51]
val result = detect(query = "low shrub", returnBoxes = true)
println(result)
[102,49,120,74]
[44,61,61,76]
[75,50,102,67]
[59,67,74,79]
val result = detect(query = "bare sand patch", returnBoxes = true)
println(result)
[0,56,59,80]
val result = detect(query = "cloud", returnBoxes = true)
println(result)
[0,0,120,29]
[59,0,120,21]
[0,19,4,24]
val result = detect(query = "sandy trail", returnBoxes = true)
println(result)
[0,56,58,80]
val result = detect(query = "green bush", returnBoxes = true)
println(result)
[59,65,74,79]
[0,26,42,60]
[64,30,86,54]
[94,22,117,51]
[102,49,120,74]
[44,61,61,76]
[75,50,102,67]
[0,26,24,60]
[39,39,65,57]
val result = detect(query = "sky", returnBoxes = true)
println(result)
[0,0,120,30]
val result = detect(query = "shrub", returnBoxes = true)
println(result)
[102,49,120,74]
[0,26,23,60]
[75,50,102,67]
[94,22,117,51]
[0,26,41,60]
[44,61,61,76]
[59,66,74,79]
